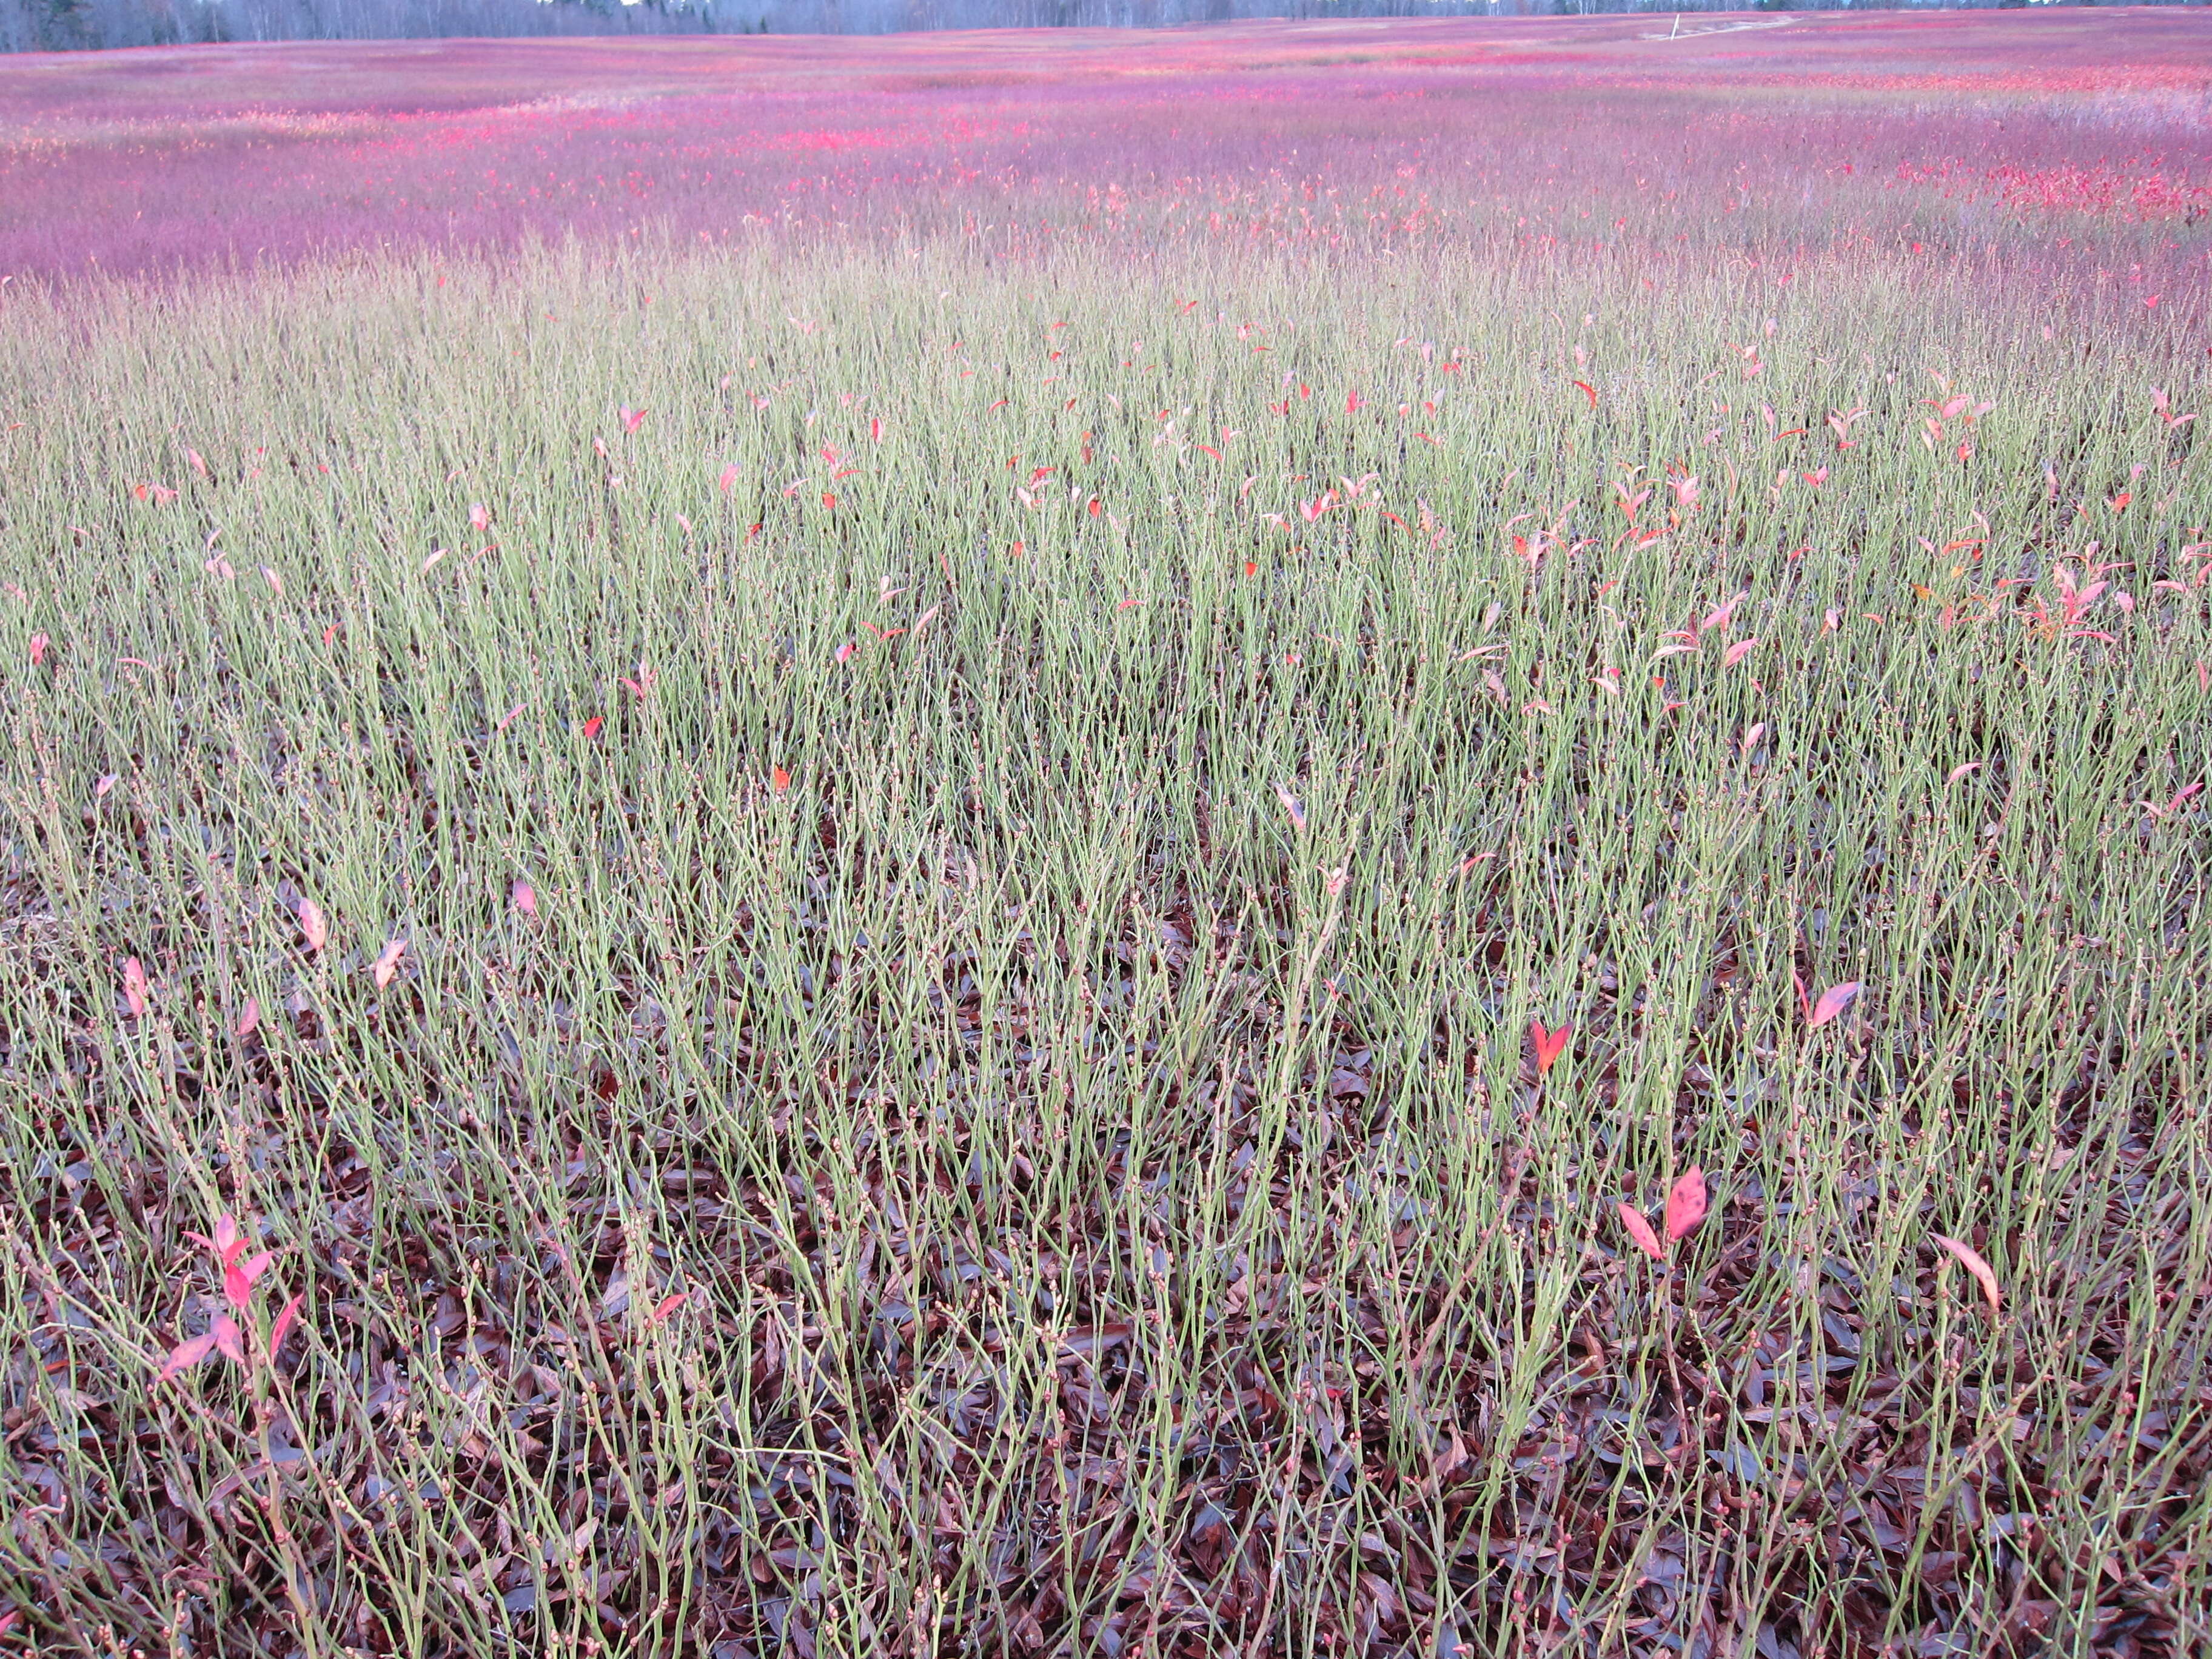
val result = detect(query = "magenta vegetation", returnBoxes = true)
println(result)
[2,10,2210,281]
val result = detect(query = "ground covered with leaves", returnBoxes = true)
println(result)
[3,15,2212,1657]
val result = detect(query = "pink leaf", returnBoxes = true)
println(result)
[158,1332,218,1381]
[121,956,148,1018]
[1931,1233,2002,1318]
[235,997,260,1039]
[1529,1019,1570,1078]
[649,1292,689,1325]
[1808,980,1862,1029]
[512,880,537,917]
[298,899,327,955]
[371,937,407,990]
[469,502,492,533]
[1664,1167,1708,1242]
[186,447,208,479]
[1946,762,1982,785]
[268,1292,304,1362]
[718,463,741,495]
[1617,1202,1666,1263]
[186,1214,246,1268]
[1724,637,1759,668]
[1698,592,1745,634]
[29,632,49,667]
[210,1313,244,1367]
[618,405,647,435]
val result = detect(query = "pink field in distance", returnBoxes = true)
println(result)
[0,9,2208,282]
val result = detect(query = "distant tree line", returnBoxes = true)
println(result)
[1,0,2199,56]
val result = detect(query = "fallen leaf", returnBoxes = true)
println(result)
[268,1293,304,1362]
[371,937,407,989]
[1617,1202,1665,1264]
[1932,1233,2002,1318]
[298,899,327,955]
[121,956,148,1018]
[1275,783,1306,833]
[512,880,537,917]
[1664,1166,1708,1242]
[771,765,791,794]
[1529,1019,1571,1078]
[235,997,261,1039]
[1808,980,1862,1029]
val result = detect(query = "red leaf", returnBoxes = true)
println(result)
[1932,1233,2002,1318]
[771,765,791,794]
[121,956,148,1018]
[225,1249,275,1309]
[581,716,603,740]
[1664,1166,1708,1242]
[1724,637,1759,668]
[1617,1202,1666,1263]
[1529,1019,1571,1078]
[618,405,647,435]
[1572,380,1597,409]
[650,1292,689,1324]
[158,1332,219,1381]
[512,880,537,917]
[1808,980,1862,1029]
[28,632,48,666]
[371,937,407,990]
[268,1293,304,1362]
